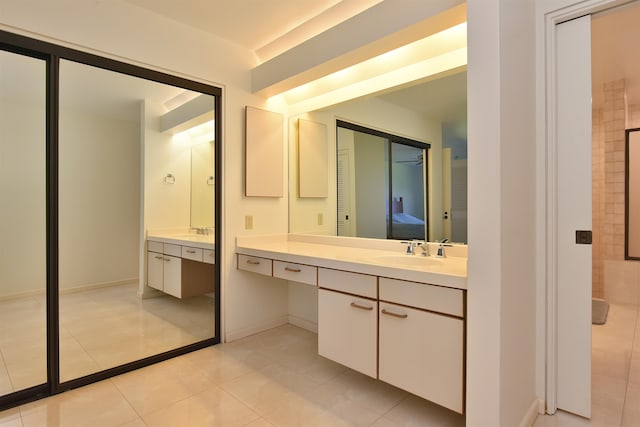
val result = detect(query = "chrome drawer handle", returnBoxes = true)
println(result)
[246,259,260,265]
[284,266,302,272]
[154,255,163,260]
[186,249,196,254]
[163,257,171,262]
[381,309,408,319]
[350,302,373,311]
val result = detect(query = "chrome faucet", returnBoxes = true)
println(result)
[401,240,424,255]
[436,238,449,258]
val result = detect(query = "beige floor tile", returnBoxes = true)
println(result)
[116,419,147,427]
[379,394,464,427]
[243,418,275,427]
[307,368,407,418]
[621,382,640,427]
[220,363,321,416]
[111,357,219,416]
[0,407,22,427]
[19,380,139,427]
[141,385,260,427]
[183,345,274,384]
[533,410,592,427]
[259,392,333,427]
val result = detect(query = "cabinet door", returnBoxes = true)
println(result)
[379,302,464,414]
[162,255,182,298]
[147,251,164,291]
[318,289,377,378]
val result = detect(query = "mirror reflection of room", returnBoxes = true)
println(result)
[336,123,428,241]
[289,70,468,243]
[0,50,47,394]
[55,60,216,383]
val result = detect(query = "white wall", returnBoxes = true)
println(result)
[59,108,140,289]
[467,0,537,426]
[0,0,290,342]
[0,96,46,297]
[143,100,191,231]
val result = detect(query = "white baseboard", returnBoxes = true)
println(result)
[225,315,288,343]
[0,278,138,301]
[519,398,545,427]
[288,315,318,333]
[60,278,138,295]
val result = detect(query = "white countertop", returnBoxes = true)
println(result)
[147,230,214,250]
[236,234,467,290]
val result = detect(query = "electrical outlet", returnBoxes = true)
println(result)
[245,215,253,230]
[317,213,323,226]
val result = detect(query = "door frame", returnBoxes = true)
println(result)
[537,0,632,414]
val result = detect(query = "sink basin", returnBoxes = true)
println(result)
[372,254,443,268]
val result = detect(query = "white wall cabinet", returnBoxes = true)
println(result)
[318,288,377,378]
[379,302,464,413]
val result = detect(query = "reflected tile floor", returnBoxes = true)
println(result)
[0,283,214,392]
[0,324,466,427]
[534,303,640,427]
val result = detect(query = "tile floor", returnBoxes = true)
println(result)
[0,283,214,393]
[534,302,640,427]
[1,293,638,426]
[0,324,466,427]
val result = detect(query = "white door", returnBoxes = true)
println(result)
[337,149,354,236]
[555,15,592,418]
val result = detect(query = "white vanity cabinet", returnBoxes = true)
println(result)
[317,267,378,378]
[147,242,182,297]
[378,277,465,414]
[235,236,468,414]
[147,240,214,299]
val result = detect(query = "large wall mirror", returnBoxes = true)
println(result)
[0,30,221,407]
[289,70,467,243]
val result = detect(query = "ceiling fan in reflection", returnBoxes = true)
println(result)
[395,154,423,165]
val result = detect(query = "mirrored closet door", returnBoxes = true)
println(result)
[0,50,47,396]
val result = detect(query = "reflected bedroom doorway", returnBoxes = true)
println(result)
[336,120,429,241]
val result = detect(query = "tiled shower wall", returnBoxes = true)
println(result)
[593,79,640,308]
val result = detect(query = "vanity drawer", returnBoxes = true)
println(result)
[147,240,163,253]
[163,243,182,257]
[273,261,317,285]
[379,277,463,317]
[318,268,377,299]
[203,249,215,265]
[238,254,272,276]
[181,246,203,262]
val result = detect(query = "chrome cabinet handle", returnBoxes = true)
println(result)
[284,266,301,272]
[186,249,196,254]
[350,302,373,311]
[163,257,171,262]
[154,255,163,260]
[381,308,408,319]
[246,259,260,265]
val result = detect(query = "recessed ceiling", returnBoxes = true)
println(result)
[124,0,382,61]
